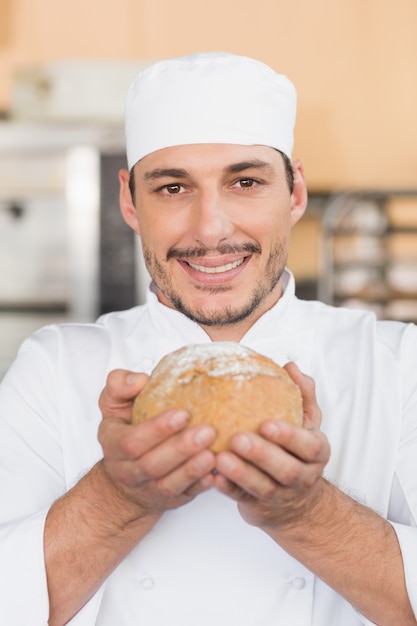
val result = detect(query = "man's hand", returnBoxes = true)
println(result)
[98,369,217,517]
[213,363,330,529]
[47,366,216,626]
[212,363,416,625]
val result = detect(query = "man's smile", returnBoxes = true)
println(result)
[186,258,245,274]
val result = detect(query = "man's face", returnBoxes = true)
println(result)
[121,143,307,339]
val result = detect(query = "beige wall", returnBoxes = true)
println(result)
[1,0,417,190]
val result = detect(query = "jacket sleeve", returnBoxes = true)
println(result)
[389,324,417,619]
[0,509,50,624]
[0,329,103,625]
[386,322,417,619]
[391,523,417,619]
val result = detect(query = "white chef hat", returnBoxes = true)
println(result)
[125,51,297,170]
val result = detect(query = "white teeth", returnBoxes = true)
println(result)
[188,258,244,274]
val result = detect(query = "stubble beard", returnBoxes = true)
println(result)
[142,242,287,328]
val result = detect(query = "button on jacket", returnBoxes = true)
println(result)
[1,270,416,626]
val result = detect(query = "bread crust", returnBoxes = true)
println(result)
[132,342,303,452]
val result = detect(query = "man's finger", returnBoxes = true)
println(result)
[99,369,149,420]
[284,362,322,430]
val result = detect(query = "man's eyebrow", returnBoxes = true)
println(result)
[225,160,273,174]
[142,160,273,181]
[143,168,189,181]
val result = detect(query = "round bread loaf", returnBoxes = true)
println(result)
[132,342,303,452]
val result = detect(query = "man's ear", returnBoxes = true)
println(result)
[289,159,308,227]
[119,168,141,235]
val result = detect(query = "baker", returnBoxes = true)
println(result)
[1,52,416,626]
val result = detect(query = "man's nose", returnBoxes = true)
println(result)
[191,190,235,249]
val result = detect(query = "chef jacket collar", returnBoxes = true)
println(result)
[144,268,315,374]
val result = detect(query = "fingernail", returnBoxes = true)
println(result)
[194,426,215,446]
[200,475,214,489]
[263,422,280,439]
[126,373,138,385]
[194,452,214,472]
[169,410,189,428]
[235,433,252,453]
[219,454,235,472]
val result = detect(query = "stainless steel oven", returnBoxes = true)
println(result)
[0,121,143,378]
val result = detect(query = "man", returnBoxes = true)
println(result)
[0,52,416,626]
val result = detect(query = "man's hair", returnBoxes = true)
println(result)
[281,152,295,195]
[128,150,294,205]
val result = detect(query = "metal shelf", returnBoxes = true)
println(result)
[318,190,417,323]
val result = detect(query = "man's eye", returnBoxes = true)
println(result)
[163,184,182,194]
[236,178,256,189]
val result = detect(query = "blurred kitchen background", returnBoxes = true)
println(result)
[1,0,417,378]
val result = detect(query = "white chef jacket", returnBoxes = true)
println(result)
[1,270,417,626]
